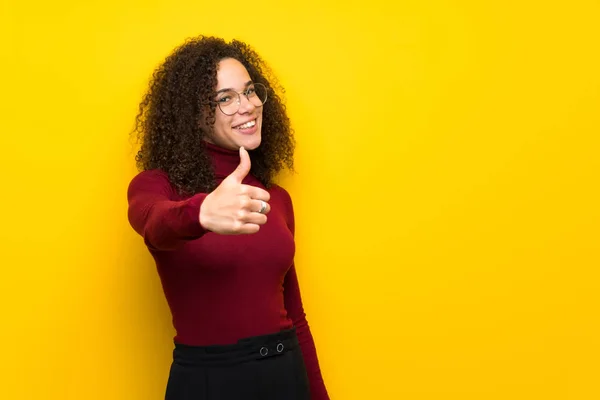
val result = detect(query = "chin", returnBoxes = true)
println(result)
[241,135,262,151]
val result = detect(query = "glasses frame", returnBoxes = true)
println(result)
[211,82,268,116]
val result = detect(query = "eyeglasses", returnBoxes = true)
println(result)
[212,83,268,116]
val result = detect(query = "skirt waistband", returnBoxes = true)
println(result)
[173,328,299,367]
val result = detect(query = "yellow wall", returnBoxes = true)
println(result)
[1,1,599,398]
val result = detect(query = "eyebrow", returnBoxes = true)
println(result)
[216,80,253,94]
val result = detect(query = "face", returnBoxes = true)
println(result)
[204,58,263,151]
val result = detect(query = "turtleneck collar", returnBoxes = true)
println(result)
[203,141,244,180]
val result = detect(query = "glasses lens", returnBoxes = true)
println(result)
[247,83,268,107]
[216,91,239,115]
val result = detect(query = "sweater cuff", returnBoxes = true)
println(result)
[182,193,208,237]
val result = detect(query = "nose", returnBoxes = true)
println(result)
[237,93,256,114]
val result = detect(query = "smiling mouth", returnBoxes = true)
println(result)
[233,119,256,129]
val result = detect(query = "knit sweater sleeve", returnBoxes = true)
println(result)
[279,187,330,400]
[127,169,207,251]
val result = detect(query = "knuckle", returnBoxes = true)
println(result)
[236,209,247,220]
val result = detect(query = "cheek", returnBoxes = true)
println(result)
[213,113,231,132]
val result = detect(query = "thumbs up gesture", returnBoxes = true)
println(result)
[199,147,271,234]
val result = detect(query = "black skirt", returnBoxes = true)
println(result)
[165,328,311,400]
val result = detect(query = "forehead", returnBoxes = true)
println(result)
[216,58,251,90]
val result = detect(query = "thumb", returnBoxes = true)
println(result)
[230,146,251,182]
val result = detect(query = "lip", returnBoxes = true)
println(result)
[232,117,257,129]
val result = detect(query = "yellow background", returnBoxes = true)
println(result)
[1,0,599,398]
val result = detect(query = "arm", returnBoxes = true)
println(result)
[127,170,207,251]
[284,266,330,400]
[280,187,329,399]
[128,149,272,249]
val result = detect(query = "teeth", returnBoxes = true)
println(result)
[236,120,255,129]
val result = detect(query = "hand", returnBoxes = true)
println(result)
[199,147,271,234]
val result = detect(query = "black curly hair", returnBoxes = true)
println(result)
[133,36,295,195]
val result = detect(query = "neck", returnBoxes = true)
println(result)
[203,141,242,179]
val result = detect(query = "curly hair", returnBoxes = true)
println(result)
[133,36,295,195]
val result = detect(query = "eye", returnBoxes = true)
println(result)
[244,87,256,96]
[217,95,233,103]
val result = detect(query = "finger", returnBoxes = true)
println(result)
[238,223,261,235]
[229,147,251,183]
[248,199,271,215]
[244,186,271,202]
[240,211,268,225]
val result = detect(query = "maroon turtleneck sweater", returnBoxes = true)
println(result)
[127,142,328,399]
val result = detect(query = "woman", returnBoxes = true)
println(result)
[127,36,329,399]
